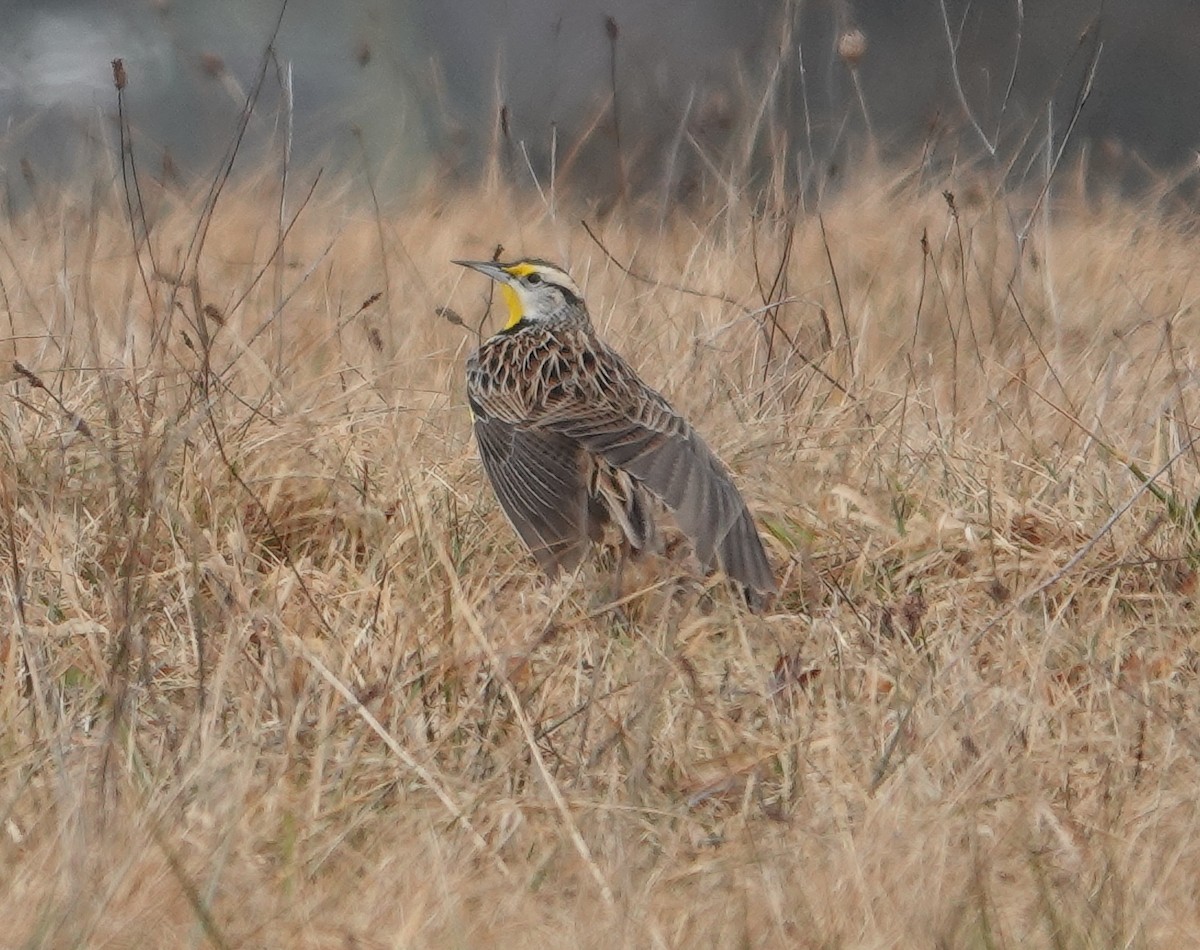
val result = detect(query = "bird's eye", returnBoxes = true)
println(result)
[526,272,543,285]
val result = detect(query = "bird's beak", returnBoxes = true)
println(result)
[454,259,524,329]
[453,260,511,283]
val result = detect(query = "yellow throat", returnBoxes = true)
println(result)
[500,262,541,330]
[500,283,523,330]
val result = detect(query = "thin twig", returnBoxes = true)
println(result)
[12,361,93,438]
[605,16,627,200]
[1018,20,1103,246]
[817,214,853,370]
[938,0,997,157]
[111,59,159,345]
[272,50,293,376]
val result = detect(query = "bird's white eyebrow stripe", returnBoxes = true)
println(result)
[501,261,583,299]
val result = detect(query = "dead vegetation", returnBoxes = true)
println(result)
[0,154,1199,949]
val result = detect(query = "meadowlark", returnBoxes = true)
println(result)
[456,257,778,612]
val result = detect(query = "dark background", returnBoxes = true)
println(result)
[0,0,1193,203]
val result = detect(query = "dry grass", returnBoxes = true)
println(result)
[1,163,1199,949]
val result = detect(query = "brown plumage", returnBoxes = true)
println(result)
[457,257,777,611]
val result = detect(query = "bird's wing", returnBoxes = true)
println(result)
[472,409,591,575]
[540,352,778,608]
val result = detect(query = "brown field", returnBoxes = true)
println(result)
[1,161,1199,948]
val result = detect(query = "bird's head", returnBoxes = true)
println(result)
[454,258,586,331]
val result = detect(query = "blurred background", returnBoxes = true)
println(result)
[1,0,1195,206]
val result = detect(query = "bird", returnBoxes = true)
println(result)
[455,257,777,612]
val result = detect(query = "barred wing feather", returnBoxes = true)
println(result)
[550,396,777,609]
[472,413,591,575]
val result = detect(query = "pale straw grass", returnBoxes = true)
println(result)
[1,161,1198,947]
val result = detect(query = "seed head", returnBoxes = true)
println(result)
[837,29,867,67]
